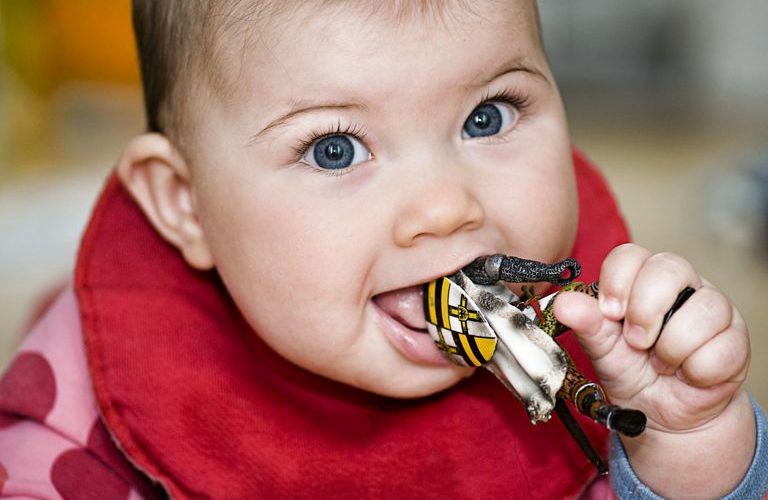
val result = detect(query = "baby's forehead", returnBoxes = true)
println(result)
[209,0,541,87]
[218,0,532,25]
[218,0,538,36]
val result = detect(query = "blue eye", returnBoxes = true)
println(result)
[462,102,516,139]
[303,134,371,170]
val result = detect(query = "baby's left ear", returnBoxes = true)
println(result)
[116,133,214,270]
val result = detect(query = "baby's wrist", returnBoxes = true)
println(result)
[620,389,755,498]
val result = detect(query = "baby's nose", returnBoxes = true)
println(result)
[392,162,484,247]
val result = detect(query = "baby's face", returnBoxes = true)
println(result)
[186,0,578,397]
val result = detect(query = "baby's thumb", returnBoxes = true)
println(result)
[552,291,617,359]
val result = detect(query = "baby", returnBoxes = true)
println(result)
[0,0,765,498]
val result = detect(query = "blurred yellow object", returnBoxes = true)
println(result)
[2,0,138,94]
[0,0,140,170]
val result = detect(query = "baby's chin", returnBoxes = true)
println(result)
[351,364,476,399]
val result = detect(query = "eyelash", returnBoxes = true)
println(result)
[290,88,531,174]
[291,121,369,175]
[477,88,531,118]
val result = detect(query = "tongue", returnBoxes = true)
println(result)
[373,285,427,331]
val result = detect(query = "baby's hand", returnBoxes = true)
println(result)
[558,243,749,431]
[554,243,755,497]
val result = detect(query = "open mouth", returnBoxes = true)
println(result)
[372,284,451,366]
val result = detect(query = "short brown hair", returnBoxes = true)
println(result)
[132,0,321,148]
[133,1,207,140]
[132,0,259,144]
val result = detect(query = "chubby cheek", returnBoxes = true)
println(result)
[530,164,579,260]
[542,145,580,259]
[192,172,377,361]
[483,139,578,263]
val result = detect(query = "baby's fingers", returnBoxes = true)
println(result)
[598,244,651,321]
[554,291,620,360]
[623,252,702,349]
[680,315,750,388]
[653,285,732,369]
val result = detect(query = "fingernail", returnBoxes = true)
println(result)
[601,297,622,319]
[625,325,648,347]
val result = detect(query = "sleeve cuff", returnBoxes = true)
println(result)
[609,395,768,499]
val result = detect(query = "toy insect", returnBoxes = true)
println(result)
[424,254,693,474]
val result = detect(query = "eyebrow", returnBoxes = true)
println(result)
[248,102,367,145]
[471,60,551,89]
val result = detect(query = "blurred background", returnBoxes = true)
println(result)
[0,2,766,405]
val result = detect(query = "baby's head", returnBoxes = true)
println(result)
[119,0,578,398]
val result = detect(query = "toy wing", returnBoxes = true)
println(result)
[424,271,568,423]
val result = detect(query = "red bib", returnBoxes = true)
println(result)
[75,150,628,499]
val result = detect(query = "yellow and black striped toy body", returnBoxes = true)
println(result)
[423,276,497,367]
